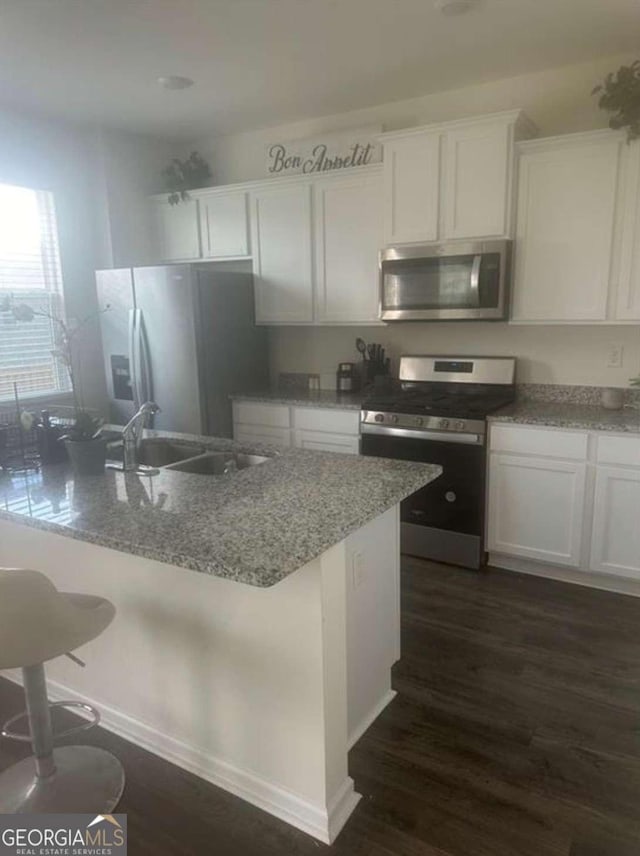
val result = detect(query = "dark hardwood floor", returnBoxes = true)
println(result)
[2,558,640,855]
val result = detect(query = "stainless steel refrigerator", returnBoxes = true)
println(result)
[96,264,269,437]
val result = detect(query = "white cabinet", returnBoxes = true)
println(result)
[590,435,640,578]
[382,132,440,245]
[250,183,314,324]
[232,401,361,455]
[149,196,201,262]
[380,111,532,245]
[199,189,249,258]
[511,131,623,323]
[443,119,512,240]
[615,140,640,321]
[488,424,640,585]
[314,170,383,324]
[488,452,587,567]
[591,467,640,579]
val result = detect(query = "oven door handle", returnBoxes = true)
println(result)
[470,254,482,307]
[361,423,483,444]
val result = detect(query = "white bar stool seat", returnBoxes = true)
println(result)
[0,568,125,813]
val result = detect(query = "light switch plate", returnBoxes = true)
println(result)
[606,343,623,368]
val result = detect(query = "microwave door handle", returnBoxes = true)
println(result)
[470,255,482,307]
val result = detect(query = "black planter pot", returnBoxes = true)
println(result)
[64,438,107,476]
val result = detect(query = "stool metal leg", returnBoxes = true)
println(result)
[0,663,125,813]
[23,663,56,779]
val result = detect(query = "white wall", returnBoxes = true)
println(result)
[192,52,636,185]
[268,323,640,389]
[189,51,640,389]
[0,106,176,415]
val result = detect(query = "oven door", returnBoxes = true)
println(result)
[361,429,487,568]
[380,240,510,321]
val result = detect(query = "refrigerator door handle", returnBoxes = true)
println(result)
[138,310,153,405]
[128,308,141,410]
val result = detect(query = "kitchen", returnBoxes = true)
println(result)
[1,2,640,854]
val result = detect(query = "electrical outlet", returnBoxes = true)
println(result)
[606,343,624,368]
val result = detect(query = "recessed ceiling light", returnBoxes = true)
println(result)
[157,75,195,91]
[435,0,480,15]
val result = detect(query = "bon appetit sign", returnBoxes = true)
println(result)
[265,127,382,177]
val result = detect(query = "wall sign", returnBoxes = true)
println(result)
[265,127,382,177]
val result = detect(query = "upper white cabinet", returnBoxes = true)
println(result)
[250,182,314,324]
[615,140,640,321]
[443,119,512,240]
[314,169,383,324]
[199,189,250,259]
[511,131,624,323]
[383,132,440,245]
[149,196,201,262]
[380,110,534,245]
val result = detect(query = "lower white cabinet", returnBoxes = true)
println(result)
[487,453,587,567]
[590,467,640,579]
[233,401,360,455]
[488,423,640,583]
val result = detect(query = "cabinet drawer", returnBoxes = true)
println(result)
[232,402,291,428]
[490,424,588,460]
[294,430,359,455]
[233,425,291,448]
[292,407,360,435]
[596,435,640,467]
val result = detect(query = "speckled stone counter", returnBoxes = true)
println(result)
[0,432,440,587]
[490,401,640,434]
[231,390,365,410]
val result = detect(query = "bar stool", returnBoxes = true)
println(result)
[0,568,125,813]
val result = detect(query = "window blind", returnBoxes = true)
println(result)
[0,184,70,402]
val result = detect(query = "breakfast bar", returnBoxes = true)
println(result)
[0,432,440,843]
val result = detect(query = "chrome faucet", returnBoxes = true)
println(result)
[122,402,160,471]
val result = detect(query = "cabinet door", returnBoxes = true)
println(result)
[314,170,383,324]
[383,133,440,244]
[294,430,359,455]
[199,190,249,258]
[512,135,621,322]
[234,424,292,448]
[442,120,511,240]
[615,141,640,321]
[487,454,586,567]
[591,466,640,578]
[149,197,201,261]
[251,183,314,324]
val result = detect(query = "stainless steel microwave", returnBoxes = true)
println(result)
[379,240,511,321]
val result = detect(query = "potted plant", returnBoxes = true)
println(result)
[1,296,109,475]
[592,60,640,141]
[162,151,212,205]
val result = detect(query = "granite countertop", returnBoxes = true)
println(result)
[231,390,365,410]
[0,430,440,587]
[490,401,640,434]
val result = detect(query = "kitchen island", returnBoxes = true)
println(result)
[0,432,440,843]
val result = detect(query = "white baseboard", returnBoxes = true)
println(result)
[489,553,640,598]
[348,689,397,750]
[5,674,360,845]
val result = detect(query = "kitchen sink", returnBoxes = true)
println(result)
[167,452,270,475]
[107,439,206,468]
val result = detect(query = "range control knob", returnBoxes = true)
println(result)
[374,413,384,423]
[391,415,399,424]
[415,417,424,427]
[455,420,466,431]
[438,419,450,429]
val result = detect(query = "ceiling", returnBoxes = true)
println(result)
[0,0,638,140]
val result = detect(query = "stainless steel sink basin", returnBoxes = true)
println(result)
[167,452,270,475]
[107,439,206,468]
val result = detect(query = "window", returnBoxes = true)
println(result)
[0,183,69,402]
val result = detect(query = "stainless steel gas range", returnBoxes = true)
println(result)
[360,355,516,570]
